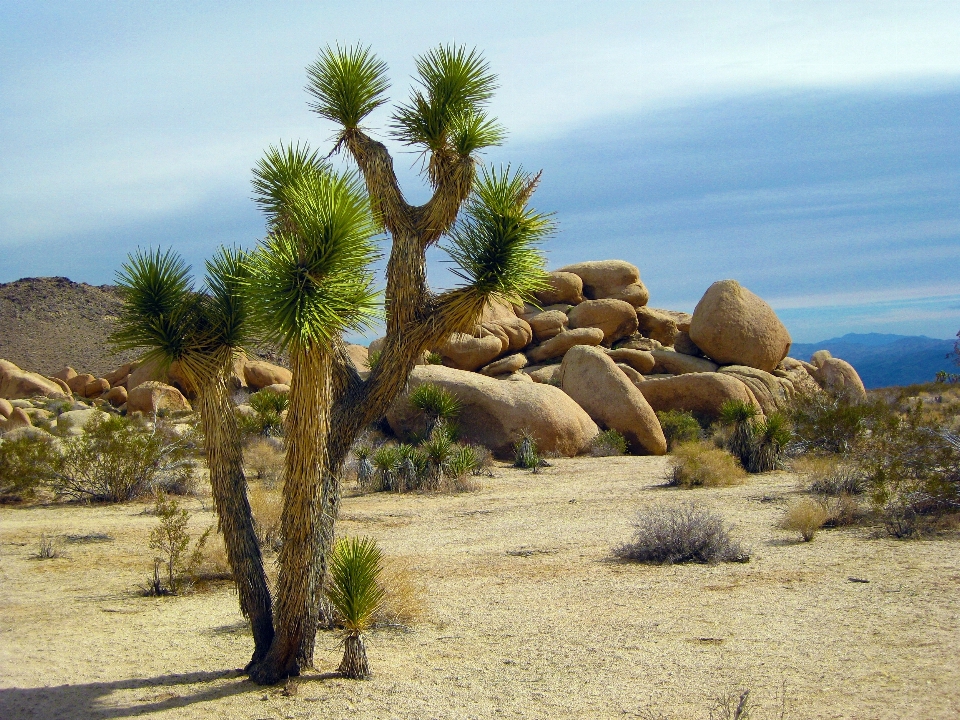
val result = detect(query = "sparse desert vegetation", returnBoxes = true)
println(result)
[1,28,960,720]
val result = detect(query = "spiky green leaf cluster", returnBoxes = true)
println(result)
[391,45,505,160]
[111,248,200,370]
[111,247,252,379]
[720,399,759,425]
[306,44,390,129]
[409,383,461,420]
[251,143,325,227]
[327,536,386,633]
[444,165,551,306]
[246,148,381,351]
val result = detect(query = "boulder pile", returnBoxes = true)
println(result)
[2,260,868,457]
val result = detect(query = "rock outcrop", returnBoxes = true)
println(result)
[635,372,760,421]
[386,365,598,458]
[560,346,666,455]
[126,381,192,415]
[558,260,649,307]
[567,299,639,344]
[0,360,69,400]
[689,280,791,372]
[243,361,293,391]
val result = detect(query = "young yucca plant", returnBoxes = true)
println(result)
[719,399,758,468]
[421,427,454,490]
[409,383,462,437]
[371,445,400,492]
[327,536,386,680]
[748,412,792,473]
[513,431,544,471]
[353,444,376,490]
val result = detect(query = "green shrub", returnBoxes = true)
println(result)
[719,399,758,467]
[670,441,746,488]
[746,412,791,473]
[789,390,883,454]
[425,352,444,365]
[240,389,289,437]
[590,429,628,457]
[0,435,59,501]
[856,407,960,538]
[147,493,211,595]
[53,415,192,502]
[615,502,750,564]
[657,410,701,449]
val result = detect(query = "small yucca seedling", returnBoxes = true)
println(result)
[328,536,386,680]
[371,445,400,491]
[421,429,454,489]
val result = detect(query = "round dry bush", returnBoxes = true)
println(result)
[781,497,829,542]
[670,441,746,488]
[615,502,749,565]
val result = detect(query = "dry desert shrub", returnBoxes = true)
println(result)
[36,533,62,560]
[670,441,747,488]
[244,437,284,485]
[376,556,427,627]
[248,483,283,552]
[615,502,750,565]
[781,497,829,542]
[793,454,865,496]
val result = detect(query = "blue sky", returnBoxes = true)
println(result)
[2,1,959,342]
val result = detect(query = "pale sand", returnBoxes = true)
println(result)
[1,456,958,719]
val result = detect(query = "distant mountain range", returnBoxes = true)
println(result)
[789,333,958,389]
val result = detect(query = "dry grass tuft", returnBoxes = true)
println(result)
[243,438,284,486]
[670,441,747,488]
[248,483,283,553]
[781,497,830,542]
[376,556,427,627]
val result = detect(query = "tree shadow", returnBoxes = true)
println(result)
[0,669,256,720]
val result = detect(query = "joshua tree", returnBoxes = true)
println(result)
[749,412,791,473]
[327,536,386,679]
[111,248,274,665]
[243,43,551,683]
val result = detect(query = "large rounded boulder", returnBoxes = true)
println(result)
[809,353,867,403]
[534,271,584,306]
[559,346,666,455]
[0,360,69,400]
[437,333,505,371]
[479,299,532,352]
[567,299,639,344]
[634,372,761,422]
[688,280,791,372]
[243,360,293,391]
[126,381,192,415]
[558,260,650,307]
[386,365,598,458]
[527,327,605,363]
[718,365,794,414]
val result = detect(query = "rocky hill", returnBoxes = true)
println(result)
[0,277,138,377]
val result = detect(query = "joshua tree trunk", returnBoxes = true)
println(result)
[197,364,274,666]
[338,632,370,679]
[249,345,331,684]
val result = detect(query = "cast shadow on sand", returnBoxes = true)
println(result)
[0,668,340,719]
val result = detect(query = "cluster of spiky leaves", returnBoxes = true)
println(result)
[246,144,381,352]
[391,45,504,162]
[306,45,390,130]
[444,165,551,307]
[111,247,251,382]
[327,536,386,634]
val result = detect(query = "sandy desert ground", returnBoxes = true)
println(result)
[1,456,958,720]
